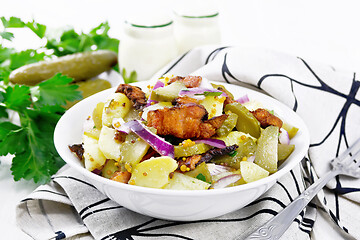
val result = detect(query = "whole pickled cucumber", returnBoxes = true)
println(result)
[65,78,111,109]
[9,50,118,85]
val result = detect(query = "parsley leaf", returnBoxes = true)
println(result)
[0,17,120,183]
[45,21,119,57]
[2,85,32,110]
[0,31,14,41]
[33,73,82,109]
[10,109,64,183]
[9,49,46,70]
[122,68,138,84]
[25,20,46,38]
[1,17,25,28]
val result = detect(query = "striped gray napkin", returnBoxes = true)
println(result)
[17,46,359,240]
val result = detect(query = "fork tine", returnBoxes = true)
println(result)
[339,137,360,161]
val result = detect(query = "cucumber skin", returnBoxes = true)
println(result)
[9,50,117,85]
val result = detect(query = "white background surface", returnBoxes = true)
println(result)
[1,0,359,239]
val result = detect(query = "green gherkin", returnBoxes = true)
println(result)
[9,50,117,85]
[224,102,261,138]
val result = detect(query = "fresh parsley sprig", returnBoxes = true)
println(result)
[0,74,82,183]
[0,16,121,183]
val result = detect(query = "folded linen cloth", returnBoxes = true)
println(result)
[16,46,359,240]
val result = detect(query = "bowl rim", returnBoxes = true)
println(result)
[54,80,310,197]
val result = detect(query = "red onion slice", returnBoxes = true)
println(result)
[279,128,290,145]
[92,168,101,175]
[194,138,226,148]
[207,164,233,176]
[112,118,130,134]
[235,94,250,104]
[211,174,242,189]
[126,120,174,158]
[247,155,255,162]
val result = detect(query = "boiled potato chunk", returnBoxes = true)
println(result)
[165,172,211,190]
[129,156,178,189]
[102,93,131,127]
[98,125,121,160]
[240,161,269,183]
[101,159,119,179]
[254,126,279,173]
[83,134,106,172]
[199,95,226,119]
[83,116,100,139]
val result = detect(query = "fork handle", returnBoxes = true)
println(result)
[243,170,339,240]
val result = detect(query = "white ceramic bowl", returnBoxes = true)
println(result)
[54,80,310,221]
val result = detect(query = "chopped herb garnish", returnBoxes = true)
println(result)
[196,173,206,182]
[195,91,222,97]
[228,150,237,157]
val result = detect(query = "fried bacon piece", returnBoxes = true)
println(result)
[147,103,227,139]
[224,97,236,107]
[114,130,127,143]
[251,108,283,129]
[115,84,146,109]
[168,76,202,88]
[172,96,199,106]
[111,171,131,183]
[178,144,238,171]
[69,144,84,161]
[178,155,202,171]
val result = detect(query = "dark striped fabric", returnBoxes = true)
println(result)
[17,46,359,240]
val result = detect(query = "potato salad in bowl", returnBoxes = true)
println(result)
[68,75,299,190]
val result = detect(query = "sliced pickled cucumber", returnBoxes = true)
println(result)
[101,159,120,179]
[9,50,117,85]
[240,161,269,183]
[165,172,211,190]
[210,83,234,99]
[92,102,105,130]
[185,162,212,183]
[212,136,256,169]
[278,144,295,161]
[254,126,279,173]
[282,122,299,139]
[174,143,211,158]
[216,112,238,137]
[150,81,186,102]
[224,102,261,138]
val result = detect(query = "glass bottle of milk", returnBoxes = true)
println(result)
[119,14,178,81]
[173,1,221,54]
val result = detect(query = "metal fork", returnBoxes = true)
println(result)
[243,137,360,240]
